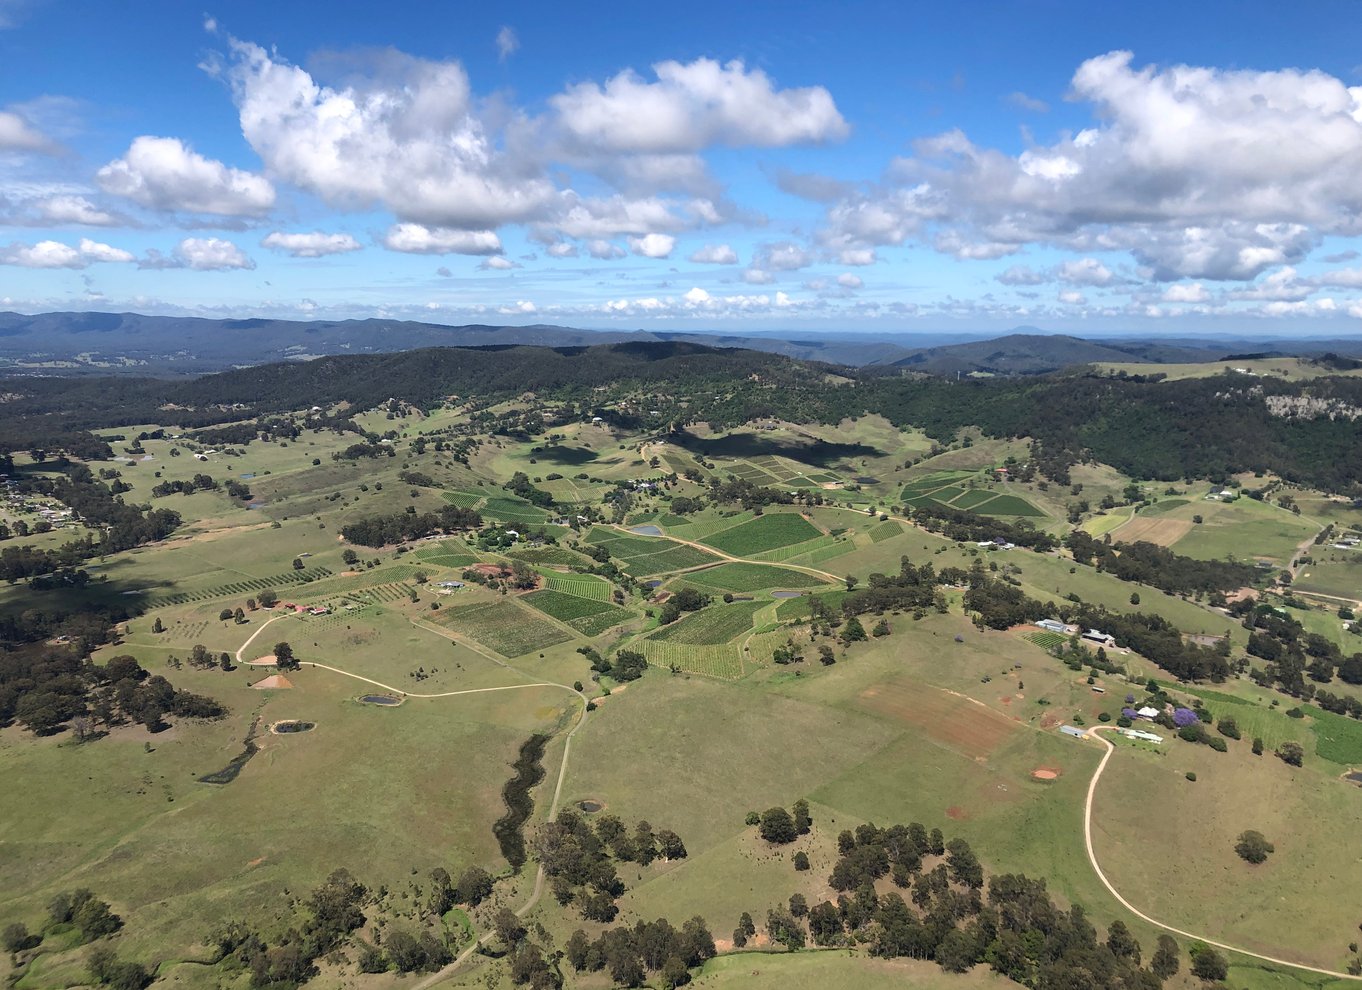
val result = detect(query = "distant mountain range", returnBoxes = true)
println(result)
[2,310,1362,377]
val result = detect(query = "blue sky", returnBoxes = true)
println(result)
[5,1,1362,334]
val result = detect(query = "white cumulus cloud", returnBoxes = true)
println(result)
[628,233,675,258]
[550,57,848,155]
[496,25,519,61]
[261,231,362,257]
[97,136,275,216]
[688,243,738,264]
[0,237,133,268]
[383,223,503,255]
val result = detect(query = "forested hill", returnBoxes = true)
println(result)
[5,340,1362,493]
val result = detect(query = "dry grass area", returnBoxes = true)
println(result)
[856,681,1020,761]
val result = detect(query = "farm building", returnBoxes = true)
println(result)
[436,581,464,589]
[1060,725,1088,739]
[1120,729,1164,744]
[1081,629,1116,648]
[1037,618,1078,635]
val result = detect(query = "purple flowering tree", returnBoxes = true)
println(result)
[1172,707,1199,728]
[1122,708,1140,720]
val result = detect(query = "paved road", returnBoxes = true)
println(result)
[1084,726,1362,981]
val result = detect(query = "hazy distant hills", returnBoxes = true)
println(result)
[2,310,1362,377]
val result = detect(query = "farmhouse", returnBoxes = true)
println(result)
[1037,618,1078,635]
[1136,706,1160,720]
[1081,629,1116,648]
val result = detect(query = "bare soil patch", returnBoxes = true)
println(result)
[1111,515,1193,546]
[246,655,277,666]
[945,805,969,820]
[857,681,1018,760]
[1030,766,1062,781]
[252,674,294,690]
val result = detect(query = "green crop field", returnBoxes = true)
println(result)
[950,488,1000,510]
[701,513,822,555]
[479,495,549,523]
[649,600,767,644]
[618,544,722,575]
[506,545,591,567]
[441,490,485,508]
[413,540,478,568]
[976,492,1046,517]
[542,572,613,600]
[432,599,571,655]
[867,519,902,541]
[680,562,828,593]
[523,589,633,636]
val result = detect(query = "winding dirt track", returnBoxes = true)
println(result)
[1084,726,1362,980]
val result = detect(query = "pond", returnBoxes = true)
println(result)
[578,800,604,813]
[771,590,804,598]
[272,720,315,733]
[854,476,880,484]
[644,579,663,588]
[1346,771,1362,785]
[628,525,663,537]
[360,695,402,706]
[240,472,256,479]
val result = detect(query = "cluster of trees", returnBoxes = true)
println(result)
[150,473,218,497]
[842,558,954,618]
[706,476,795,510]
[0,649,225,736]
[907,502,1057,551]
[1066,532,1258,596]
[751,800,813,844]
[339,504,482,547]
[658,587,709,625]
[562,915,716,989]
[537,808,686,922]
[1237,599,1362,696]
[578,646,648,682]
[504,471,554,508]
[742,815,1188,987]
[209,869,369,988]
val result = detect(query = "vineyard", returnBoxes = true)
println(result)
[649,600,767,645]
[543,572,613,601]
[413,540,478,569]
[432,600,571,656]
[585,528,721,575]
[748,533,840,562]
[289,564,425,600]
[146,566,334,606]
[508,546,591,567]
[681,562,828,593]
[523,589,634,636]
[633,639,745,680]
[441,490,485,509]
[867,520,902,542]
[701,513,822,556]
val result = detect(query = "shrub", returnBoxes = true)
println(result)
[1185,771,1197,781]
[1235,830,1274,864]
[1217,716,1240,739]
